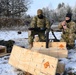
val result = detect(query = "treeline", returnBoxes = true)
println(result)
[0,16,32,28]
[0,0,32,28]
[42,3,76,23]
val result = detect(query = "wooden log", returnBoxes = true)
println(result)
[0,53,10,57]
[9,45,58,75]
[0,45,6,54]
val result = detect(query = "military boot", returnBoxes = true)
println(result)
[26,72,32,75]
[67,44,75,49]
[56,73,60,75]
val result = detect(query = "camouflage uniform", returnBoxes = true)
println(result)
[58,21,76,47]
[28,9,50,45]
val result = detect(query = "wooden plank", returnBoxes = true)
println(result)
[33,42,66,48]
[32,42,68,58]
[31,47,68,58]
[50,42,66,48]
[9,45,58,75]
[33,42,46,48]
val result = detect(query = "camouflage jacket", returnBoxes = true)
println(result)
[30,16,50,29]
[58,21,76,34]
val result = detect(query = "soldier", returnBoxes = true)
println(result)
[58,12,76,49]
[28,9,50,48]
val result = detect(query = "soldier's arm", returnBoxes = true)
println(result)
[58,22,63,29]
[63,22,76,33]
[45,18,50,29]
[71,22,76,33]
[68,22,76,33]
[30,16,37,28]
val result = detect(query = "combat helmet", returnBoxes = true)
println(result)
[37,9,43,15]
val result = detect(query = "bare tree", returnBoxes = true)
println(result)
[0,0,32,17]
[57,2,65,9]
[72,4,76,22]
[56,6,67,22]
[66,5,72,13]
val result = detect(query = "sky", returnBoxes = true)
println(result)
[26,0,76,16]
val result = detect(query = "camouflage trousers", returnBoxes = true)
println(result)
[60,33,75,46]
[28,31,46,44]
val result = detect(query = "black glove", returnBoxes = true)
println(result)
[28,27,40,31]
[28,27,47,31]
[40,28,47,31]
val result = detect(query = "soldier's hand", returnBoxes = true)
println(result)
[63,25,67,29]
[61,21,66,26]
[40,28,47,31]
[61,21,67,29]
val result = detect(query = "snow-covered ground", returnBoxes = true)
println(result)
[0,56,25,75]
[0,30,76,75]
[0,30,28,75]
[0,30,28,40]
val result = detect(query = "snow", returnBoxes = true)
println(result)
[0,30,62,41]
[0,56,25,75]
[61,49,76,73]
[0,30,28,75]
[49,31,62,40]
[0,30,76,75]
[0,30,28,41]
